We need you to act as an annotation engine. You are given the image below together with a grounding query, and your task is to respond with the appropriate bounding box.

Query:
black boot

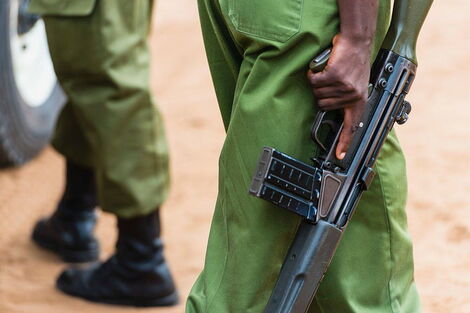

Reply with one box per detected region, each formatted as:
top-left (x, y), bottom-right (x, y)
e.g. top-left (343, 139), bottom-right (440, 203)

top-left (32, 160), bottom-right (99, 263)
top-left (56, 210), bottom-right (178, 307)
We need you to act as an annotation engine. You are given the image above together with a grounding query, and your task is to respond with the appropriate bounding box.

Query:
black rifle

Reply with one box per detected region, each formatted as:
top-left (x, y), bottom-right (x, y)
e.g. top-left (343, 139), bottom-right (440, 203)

top-left (248, 1), bottom-right (433, 312)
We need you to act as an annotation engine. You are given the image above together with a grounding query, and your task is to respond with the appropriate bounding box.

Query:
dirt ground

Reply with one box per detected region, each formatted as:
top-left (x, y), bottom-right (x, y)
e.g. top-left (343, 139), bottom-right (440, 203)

top-left (0, 1), bottom-right (469, 312)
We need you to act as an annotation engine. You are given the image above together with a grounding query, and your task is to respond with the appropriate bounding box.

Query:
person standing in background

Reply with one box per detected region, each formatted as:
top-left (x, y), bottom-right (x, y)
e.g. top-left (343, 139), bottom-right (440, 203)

top-left (28, 0), bottom-right (178, 307)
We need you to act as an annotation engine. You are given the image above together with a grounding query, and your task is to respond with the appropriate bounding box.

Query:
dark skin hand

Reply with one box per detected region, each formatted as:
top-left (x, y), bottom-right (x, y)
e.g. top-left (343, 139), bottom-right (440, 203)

top-left (308, 0), bottom-right (379, 160)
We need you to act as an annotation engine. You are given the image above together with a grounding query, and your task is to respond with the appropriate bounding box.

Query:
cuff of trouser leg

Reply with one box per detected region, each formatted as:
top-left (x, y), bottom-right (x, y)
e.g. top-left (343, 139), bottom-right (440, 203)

top-left (51, 138), bottom-right (95, 169)
top-left (99, 186), bottom-right (169, 219)
top-left (28, 0), bottom-right (97, 16)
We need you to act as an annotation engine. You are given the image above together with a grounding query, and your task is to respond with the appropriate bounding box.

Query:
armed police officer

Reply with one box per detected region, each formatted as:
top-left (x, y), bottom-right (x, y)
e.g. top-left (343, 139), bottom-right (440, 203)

top-left (28, 0), bottom-right (178, 307)
top-left (186, 0), bottom-right (421, 312)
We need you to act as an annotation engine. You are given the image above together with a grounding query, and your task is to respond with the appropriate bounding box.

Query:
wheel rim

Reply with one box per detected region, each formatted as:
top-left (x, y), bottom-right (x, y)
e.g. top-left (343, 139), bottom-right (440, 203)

top-left (9, 0), bottom-right (57, 108)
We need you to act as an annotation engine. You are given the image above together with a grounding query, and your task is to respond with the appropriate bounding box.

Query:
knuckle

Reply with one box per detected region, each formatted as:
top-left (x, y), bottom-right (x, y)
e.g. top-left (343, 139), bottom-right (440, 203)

top-left (318, 100), bottom-right (332, 110)
top-left (328, 68), bottom-right (340, 81)
top-left (317, 99), bottom-right (327, 107)
top-left (354, 90), bottom-right (367, 102)
top-left (313, 89), bottom-right (322, 98)
top-left (359, 93), bottom-right (368, 103)
top-left (342, 131), bottom-right (353, 141)
top-left (352, 92), bottom-right (362, 101)
top-left (308, 74), bottom-right (318, 84)
top-left (344, 82), bottom-right (355, 93)
top-left (350, 88), bottom-right (364, 102)
top-left (339, 84), bottom-right (349, 93)
top-left (308, 72), bottom-right (315, 81)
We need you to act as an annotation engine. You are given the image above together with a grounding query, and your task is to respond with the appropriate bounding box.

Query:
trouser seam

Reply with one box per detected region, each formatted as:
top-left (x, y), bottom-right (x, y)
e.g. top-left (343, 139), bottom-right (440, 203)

top-left (205, 162), bottom-right (230, 313)
top-left (376, 159), bottom-right (399, 313)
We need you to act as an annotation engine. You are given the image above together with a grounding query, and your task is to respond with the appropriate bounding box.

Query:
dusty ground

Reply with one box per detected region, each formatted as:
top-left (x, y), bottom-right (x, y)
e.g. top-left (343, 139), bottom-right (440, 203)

top-left (0, 0), bottom-right (469, 312)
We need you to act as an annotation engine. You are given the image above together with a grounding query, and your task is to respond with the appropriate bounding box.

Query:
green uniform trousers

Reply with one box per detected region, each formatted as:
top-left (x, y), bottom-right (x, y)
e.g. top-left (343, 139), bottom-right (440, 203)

top-left (29, 0), bottom-right (169, 218)
top-left (187, 0), bottom-right (421, 312)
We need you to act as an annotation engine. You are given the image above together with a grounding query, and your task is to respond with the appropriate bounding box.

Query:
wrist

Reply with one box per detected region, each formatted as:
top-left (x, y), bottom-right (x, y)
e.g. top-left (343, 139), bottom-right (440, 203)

top-left (333, 33), bottom-right (374, 59)
top-left (339, 32), bottom-right (374, 48)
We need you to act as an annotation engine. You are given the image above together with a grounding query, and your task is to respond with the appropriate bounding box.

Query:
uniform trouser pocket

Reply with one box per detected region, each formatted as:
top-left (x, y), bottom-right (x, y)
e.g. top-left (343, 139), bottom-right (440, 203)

top-left (227, 0), bottom-right (304, 42)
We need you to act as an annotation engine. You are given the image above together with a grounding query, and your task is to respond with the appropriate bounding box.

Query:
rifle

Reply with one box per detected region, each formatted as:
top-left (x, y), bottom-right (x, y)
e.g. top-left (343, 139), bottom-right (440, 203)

top-left (248, 1), bottom-right (433, 312)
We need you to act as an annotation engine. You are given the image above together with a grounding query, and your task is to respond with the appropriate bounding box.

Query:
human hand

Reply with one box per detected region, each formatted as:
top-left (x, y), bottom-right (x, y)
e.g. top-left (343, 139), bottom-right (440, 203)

top-left (308, 35), bottom-right (372, 160)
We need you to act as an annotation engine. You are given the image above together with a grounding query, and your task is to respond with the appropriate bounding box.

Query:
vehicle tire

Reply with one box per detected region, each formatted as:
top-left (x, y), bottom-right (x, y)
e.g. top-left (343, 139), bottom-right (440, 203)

top-left (0, 0), bottom-right (64, 167)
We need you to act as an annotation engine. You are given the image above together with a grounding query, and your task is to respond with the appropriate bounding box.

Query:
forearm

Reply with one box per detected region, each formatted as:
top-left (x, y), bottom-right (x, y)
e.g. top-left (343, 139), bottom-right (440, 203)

top-left (337, 0), bottom-right (379, 48)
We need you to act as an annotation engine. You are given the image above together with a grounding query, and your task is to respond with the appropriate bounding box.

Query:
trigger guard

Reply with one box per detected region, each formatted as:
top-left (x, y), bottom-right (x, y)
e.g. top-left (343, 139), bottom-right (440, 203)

top-left (311, 111), bottom-right (327, 151)
top-left (311, 112), bottom-right (341, 152)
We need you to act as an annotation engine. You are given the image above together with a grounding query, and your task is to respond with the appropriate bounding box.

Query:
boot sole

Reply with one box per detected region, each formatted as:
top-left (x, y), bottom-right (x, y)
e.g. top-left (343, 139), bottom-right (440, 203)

top-left (32, 229), bottom-right (99, 263)
top-left (56, 281), bottom-right (179, 307)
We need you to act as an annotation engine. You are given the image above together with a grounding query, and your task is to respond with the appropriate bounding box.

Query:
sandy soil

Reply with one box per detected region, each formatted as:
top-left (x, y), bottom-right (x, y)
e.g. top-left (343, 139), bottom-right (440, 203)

top-left (0, 0), bottom-right (469, 312)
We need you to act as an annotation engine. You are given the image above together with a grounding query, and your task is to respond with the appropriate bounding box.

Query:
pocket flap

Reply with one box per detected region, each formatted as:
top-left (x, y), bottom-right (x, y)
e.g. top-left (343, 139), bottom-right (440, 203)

top-left (28, 0), bottom-right (96, 16)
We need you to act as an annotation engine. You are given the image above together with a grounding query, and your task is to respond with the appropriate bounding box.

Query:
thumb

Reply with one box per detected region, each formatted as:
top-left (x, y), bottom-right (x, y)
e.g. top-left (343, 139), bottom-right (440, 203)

top-left (336, 108), bottom-right (356, 160)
